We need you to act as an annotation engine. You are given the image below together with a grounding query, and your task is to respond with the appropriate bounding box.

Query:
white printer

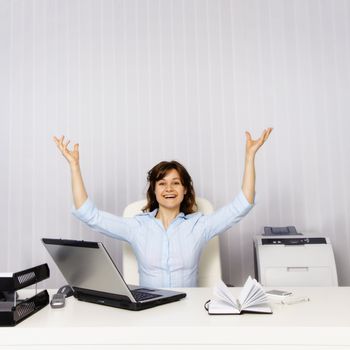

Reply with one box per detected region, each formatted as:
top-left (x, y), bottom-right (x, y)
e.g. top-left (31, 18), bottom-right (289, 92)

top-left (254, 227), bottom-right (338, 287)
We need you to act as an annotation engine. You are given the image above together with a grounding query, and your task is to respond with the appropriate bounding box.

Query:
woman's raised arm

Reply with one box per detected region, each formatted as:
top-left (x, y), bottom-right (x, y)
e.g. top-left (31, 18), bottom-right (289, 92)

top-left (241, 128), bottom-right (273, 204)
top-left (53, 135), bottom-right (88, 209)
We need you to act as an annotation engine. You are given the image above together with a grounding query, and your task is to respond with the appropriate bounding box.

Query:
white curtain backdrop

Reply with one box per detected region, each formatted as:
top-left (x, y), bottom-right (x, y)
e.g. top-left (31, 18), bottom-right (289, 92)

top-left (0, 0), bottom-right (349, 288)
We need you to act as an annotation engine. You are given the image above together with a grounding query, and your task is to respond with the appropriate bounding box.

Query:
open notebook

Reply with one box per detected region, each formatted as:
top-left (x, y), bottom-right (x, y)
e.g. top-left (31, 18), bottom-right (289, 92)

top-left (206, 276), bottom-right (272, 315)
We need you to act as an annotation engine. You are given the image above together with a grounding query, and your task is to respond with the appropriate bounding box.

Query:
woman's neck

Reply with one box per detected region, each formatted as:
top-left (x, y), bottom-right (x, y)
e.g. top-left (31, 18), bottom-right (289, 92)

top-left (156, 207), bottom-right (180, 230)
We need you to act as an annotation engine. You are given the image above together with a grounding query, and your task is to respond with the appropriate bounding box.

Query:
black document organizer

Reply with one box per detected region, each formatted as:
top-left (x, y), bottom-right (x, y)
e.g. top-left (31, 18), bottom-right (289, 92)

top-left (0, 263), bottom-right (50, 326)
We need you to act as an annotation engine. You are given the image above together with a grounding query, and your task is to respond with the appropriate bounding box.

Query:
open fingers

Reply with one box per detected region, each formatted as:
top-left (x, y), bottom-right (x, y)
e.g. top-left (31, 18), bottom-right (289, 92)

top-left (257, 129), bottom-right (267, 145)
top-left (251, 128), bottom-right (272, 148)
top-left (64, 140), bottom-right (71, 150)
top-left (53, 135), bottom-right (71, 155)
top-left (55, 135), bottom-right (65, 150)
top-left (53, 136), bottom-right (60, 145)
top-left (245, 131), bottom-right (252, 142)
top-left (53, 135), bottom-right (65, 147)
top-left (263, 128), bottom-right (273, 142)
top-left (259, 128), bottom-right (273, 143)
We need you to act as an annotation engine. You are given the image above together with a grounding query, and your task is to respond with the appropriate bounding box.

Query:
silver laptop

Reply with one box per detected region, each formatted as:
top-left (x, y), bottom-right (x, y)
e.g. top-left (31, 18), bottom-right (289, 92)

top-left (42, 238), bottom-right (186, 311)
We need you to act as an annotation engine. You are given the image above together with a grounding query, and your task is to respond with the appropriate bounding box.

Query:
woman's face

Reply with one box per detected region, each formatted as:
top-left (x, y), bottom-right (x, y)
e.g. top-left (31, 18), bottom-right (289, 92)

top-left (154, 169), bottom-right (187, 212)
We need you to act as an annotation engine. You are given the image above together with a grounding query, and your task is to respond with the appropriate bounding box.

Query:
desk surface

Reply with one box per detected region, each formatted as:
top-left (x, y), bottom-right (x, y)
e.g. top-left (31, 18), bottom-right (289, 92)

top-left (1, 287), bottom-right (350, 349)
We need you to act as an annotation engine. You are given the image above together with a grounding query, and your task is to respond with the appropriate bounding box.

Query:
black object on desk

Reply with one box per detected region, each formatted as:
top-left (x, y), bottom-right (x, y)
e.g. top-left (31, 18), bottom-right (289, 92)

top-left (0, 263), bottom-right (50, 327)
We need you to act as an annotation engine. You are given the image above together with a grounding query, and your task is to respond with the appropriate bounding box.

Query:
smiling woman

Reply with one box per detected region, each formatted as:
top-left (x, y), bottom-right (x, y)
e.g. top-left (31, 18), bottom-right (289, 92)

top-left (145, 162), bottom-right (195, 230)
top-left (144, 160), bottom-right (196, 216)
top-left (53, 128), bottom-right (272, 288)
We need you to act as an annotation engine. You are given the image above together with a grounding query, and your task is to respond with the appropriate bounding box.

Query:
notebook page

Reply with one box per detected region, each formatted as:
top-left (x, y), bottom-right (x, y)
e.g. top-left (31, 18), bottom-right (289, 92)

top-left (243, 292), bottom-right (269, 308)
top-left (241, 281), bottom-right (260, 305)
top-left (239, 277), bottom-right (268, 308)
top-left (243, 284), bottom-right (268, 307)
top-left (238, 276), bottom-right (254, 304)
top-left (243, 304), bottom-right (272, 313)
top-left (208, 299), bottom-right (240, 314)
top-left (214, 280), bottom-right (239, 309)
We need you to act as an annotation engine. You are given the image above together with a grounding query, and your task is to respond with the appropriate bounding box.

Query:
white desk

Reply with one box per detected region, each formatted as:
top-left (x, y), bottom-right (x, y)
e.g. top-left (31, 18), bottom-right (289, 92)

top-left (1, 287), bottom-right (350, 349)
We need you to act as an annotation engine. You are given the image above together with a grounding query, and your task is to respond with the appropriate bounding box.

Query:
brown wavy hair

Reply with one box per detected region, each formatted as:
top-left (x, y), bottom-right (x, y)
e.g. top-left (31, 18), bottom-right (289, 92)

top-left (143, 161), bottom-right (196, 214)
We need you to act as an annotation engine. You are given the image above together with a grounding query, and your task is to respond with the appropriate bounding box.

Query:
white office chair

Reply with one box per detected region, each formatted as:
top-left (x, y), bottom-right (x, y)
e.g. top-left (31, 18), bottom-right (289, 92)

top-left (122, 198), bottom-right (221, 287)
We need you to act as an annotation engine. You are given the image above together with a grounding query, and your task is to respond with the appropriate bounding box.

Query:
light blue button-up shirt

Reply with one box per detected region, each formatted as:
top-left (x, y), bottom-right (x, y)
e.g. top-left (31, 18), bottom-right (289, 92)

top-left (72, 190), bottom-right (253, 288)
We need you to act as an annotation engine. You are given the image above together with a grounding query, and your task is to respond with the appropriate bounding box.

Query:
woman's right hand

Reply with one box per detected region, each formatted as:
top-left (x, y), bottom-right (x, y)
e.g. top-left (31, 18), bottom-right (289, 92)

top-left (53, 135), bottom-right (80, 167)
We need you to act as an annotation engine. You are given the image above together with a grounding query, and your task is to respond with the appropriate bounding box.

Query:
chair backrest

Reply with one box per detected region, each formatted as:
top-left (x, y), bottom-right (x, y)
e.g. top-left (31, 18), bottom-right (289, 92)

top-left (122, 198), bottom-right (221, 287)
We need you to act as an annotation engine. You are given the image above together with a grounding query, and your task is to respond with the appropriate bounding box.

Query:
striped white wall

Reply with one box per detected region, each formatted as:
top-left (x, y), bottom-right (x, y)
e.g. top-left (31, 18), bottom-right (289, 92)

top-left (0, 0), bottom-right (349, 288)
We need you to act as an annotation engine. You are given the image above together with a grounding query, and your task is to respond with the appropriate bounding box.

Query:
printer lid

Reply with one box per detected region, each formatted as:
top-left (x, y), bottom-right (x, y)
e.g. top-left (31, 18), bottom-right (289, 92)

top-left (256, 236), bottom-right (328, 245)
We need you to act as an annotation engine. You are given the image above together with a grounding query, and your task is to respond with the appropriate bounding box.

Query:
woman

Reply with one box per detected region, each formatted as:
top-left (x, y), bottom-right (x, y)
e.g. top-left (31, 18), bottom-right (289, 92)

top-left (53, 128), bottom-right (272, 288)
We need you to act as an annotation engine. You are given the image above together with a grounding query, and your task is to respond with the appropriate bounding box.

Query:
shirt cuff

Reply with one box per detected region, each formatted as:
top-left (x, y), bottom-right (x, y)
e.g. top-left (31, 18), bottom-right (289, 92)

top-left (238, 190), bottom-right (255, 209)
top-left (72, 197), bottom-right (94, 221)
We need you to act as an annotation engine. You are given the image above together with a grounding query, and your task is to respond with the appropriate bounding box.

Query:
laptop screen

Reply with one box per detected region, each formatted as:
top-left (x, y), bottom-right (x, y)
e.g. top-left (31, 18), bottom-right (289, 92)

top-left (42, 238), bottom-right (135, 301)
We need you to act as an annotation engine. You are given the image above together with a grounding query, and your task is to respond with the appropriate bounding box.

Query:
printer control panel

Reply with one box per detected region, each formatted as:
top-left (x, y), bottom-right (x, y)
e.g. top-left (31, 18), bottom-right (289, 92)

top-left (261, 237), bottom-right (327, 245)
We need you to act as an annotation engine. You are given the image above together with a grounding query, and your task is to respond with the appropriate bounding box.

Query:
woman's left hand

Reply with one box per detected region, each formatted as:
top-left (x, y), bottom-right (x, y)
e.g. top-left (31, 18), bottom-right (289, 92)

top-left (245, 128), bottom-right (273, 158)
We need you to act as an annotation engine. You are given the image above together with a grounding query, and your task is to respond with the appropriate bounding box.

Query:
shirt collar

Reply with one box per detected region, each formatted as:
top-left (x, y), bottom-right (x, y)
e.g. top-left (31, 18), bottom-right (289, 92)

top-left (143, 209), bottom-right (187, 220)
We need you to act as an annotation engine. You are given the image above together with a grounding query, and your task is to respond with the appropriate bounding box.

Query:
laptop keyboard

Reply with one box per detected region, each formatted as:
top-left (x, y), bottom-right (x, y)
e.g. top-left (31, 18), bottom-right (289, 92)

top-left (131, 289), bottom-right (161, 302)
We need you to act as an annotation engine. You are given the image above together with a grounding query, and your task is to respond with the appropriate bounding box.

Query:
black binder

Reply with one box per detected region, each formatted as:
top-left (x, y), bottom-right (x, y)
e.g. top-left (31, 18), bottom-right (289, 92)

top-left (0, 264), bottom-right (50, 326)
